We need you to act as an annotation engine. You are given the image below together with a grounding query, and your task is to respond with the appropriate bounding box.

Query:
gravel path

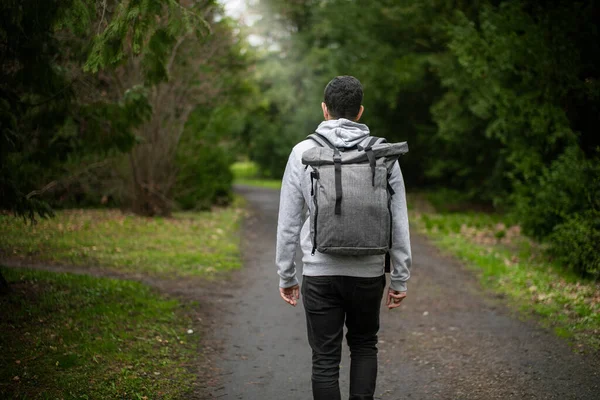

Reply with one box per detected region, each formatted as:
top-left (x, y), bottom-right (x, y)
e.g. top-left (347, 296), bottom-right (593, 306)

top-left (202, 185), bottom-right (599, 400)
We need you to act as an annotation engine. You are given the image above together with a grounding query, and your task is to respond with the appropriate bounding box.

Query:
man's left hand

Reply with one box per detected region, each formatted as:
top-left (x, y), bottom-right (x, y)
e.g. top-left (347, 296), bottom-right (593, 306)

top-left (279, 285), bottom-right (300, 307)
top-left (386, 289), bottom-right (407, 309)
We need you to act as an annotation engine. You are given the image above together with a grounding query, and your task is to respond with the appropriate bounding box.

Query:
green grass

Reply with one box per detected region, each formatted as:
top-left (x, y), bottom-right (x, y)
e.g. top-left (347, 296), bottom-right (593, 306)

top-left (0, 267), bottom-right (199, 399)
top-left (230, 161), bottom-right (260, 179)
top-left (410, 208), bottom-right (600, 351)
top-left (231, 161), bottom-right (282, 189)
top-left (234, 179), bottom-right (282, 189)
top-left (0, 198), bottom-right (245, 277)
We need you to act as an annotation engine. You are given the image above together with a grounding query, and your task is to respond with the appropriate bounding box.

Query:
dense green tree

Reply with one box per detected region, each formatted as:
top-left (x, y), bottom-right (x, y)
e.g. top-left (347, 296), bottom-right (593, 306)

top-left (0, 0), bottom-right (251, 218)
top-left (246, 0), bottom-right (485, 183)
top-left (0, 0), bottom-right (207, 219)
top-left (245, 0), bottom-right (599, 276)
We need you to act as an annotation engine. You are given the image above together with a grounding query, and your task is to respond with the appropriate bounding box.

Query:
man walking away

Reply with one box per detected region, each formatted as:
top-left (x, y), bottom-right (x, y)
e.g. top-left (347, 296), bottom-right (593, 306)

top-left (276, 75), bottom-right (412, 400)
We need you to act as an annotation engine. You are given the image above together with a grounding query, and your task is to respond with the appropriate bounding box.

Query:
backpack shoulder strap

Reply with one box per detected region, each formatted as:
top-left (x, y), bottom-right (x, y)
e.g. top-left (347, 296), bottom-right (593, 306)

top-left (373, 136), bottom-right (387, 145)
top-left (307, 133), bottom-right (336, 149)
top-left (358, 135), bottom-right (387, 149)
top-left (357, 135), bottom-right (387, 186)
top-left (306, 132), bottom-right (343, 215)
top-left (369, 135), bottom-right (391, 273)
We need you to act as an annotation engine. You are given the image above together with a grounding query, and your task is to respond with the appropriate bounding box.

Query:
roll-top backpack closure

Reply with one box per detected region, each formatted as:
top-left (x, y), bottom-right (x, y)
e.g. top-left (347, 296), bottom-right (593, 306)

top-left (302, 140), bottom-right (408, 168)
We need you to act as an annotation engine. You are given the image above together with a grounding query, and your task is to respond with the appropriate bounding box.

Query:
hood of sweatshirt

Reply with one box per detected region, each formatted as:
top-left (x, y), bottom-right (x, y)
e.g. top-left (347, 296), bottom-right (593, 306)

top-left (314, 118), bottom-right (370, 148)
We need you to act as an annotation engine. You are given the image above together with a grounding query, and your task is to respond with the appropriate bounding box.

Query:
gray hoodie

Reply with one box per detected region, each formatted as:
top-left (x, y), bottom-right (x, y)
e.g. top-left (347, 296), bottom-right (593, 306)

top-left (275, 118), bottom-right (412, 292)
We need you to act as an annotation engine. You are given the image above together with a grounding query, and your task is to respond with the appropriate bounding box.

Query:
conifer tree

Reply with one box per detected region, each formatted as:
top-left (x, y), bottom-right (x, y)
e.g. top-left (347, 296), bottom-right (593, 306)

top-left (0, 0), bottom-right (208, 220)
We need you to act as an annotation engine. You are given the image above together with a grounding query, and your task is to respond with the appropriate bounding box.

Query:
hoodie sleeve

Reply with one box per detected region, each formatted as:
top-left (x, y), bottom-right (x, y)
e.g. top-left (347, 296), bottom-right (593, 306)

top-left (388, 161), bottom-right (412, 292)
top-left (275, 148), bottom-right (305, 288)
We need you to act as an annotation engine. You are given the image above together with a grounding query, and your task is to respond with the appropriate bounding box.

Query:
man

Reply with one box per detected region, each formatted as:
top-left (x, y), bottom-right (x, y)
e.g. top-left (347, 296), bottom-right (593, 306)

top-left (275, 75), bottom-right (412, 400)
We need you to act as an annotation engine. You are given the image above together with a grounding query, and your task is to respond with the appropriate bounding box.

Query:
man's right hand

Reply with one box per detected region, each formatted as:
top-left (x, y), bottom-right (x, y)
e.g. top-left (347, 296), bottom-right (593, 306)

top-left (386, 289), bottom-right (406, 310)
top-left (280, 285), bottom-right (300, 307)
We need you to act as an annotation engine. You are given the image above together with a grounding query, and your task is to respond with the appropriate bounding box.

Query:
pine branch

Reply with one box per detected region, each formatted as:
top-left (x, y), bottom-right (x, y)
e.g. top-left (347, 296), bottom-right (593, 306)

top-left (25, 160), bottom-right (112, 200)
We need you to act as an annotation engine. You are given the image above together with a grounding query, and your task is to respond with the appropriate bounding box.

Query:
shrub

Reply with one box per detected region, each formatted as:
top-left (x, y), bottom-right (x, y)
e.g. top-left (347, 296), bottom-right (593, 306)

top-left (512, 146), bottom-right (600, 277)
top-left (547, 210), bottom-right (600, 278)
top-left (174, 144), bottom-right (233, 210)
top-left (249, 123), bottom-right (296, 179)
top-left (512, 146), bottom-right (599, 240)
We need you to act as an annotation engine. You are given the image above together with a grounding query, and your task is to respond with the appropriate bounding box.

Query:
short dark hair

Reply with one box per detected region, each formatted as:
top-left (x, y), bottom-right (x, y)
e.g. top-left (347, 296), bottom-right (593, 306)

top-left (323, 76), bottom-right (363, 120)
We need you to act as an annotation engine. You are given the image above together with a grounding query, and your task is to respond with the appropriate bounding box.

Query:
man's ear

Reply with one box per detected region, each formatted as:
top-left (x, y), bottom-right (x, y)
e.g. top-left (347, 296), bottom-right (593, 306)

top-left (355, 105), bottom-right (364, 121)
top-left (321, 102), bottom-right (329, 120)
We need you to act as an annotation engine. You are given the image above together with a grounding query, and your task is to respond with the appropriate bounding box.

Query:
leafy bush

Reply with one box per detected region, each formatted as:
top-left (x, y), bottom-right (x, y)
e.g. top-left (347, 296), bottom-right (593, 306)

top-left (511, 146), bottom-right (600, 277)
top-left (173, 102), bottom-right (248, 210)
top-left (174, 144), bottom-right (233, 210)
top-left (547, 210), bottom-right (600, 278)
top-left (511, 147), bottom-right (597, 239)
top-left (249, 121), bottom-right (298, 179)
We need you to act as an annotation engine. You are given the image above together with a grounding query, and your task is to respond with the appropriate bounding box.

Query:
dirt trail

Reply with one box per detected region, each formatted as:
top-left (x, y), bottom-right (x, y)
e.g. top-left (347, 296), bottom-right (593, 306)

top-left (202, 185), bottom-right (600, 400)
top-left (3, 185), bottom-right (598, 399)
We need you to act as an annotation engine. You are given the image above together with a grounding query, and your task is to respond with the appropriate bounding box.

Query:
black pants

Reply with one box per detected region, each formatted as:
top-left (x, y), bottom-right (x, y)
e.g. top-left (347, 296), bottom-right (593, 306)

top-left (302, 275), bottom-right (386, 400)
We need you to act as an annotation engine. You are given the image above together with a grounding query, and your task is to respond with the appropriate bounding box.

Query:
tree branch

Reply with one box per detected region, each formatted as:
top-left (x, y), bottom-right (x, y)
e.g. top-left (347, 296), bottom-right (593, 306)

top-left (25, 160), bottom-right (112, 200)
top-left (97, 0), bottom-right (108, 34)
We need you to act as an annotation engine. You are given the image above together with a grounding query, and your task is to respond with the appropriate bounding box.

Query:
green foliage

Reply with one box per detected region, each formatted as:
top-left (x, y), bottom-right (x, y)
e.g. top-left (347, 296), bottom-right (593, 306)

top-left (432, 1), bottom-right (590, 204)
top-left (548, 211), bottom-right (600, 278)
top-left (246, 0), bottom-right (600, 277)
top-left (247, 0), bottom-right (467, 183)
top-left (173, 83), bottom-right (256, 209)
top-left (72, 86), bottom-right (152, 154)
top-left (141, 28), bottom-right (178, 84)
top-left (512, 146), bottom-right (600, 239)
top-left (230, 161), bottom-right (260, 180)
top-left (3, 0), bottom-right (598, 276)
top-left (513, 146), bottom-right (600, 277)
top-left (249, 116), bottom-right (302, 179)
top-left (84, 0), bottom-right (208, 85)
top-left (0, 0), bottom-right (204, 219)
top-left (174, 143), bottom-right (233, 210)
top-left (433, 0), bottom-right (600, 276)
top-left (426, 188), bottom-right (494, 214)
top-left (231, 161), bottom-right (282, 189)
top-left (0, 0), bottom-right (255, 220)
top-left (1, 0), bottom-right (83, 219)
top-left (0, 267), bottom-right (199, 398)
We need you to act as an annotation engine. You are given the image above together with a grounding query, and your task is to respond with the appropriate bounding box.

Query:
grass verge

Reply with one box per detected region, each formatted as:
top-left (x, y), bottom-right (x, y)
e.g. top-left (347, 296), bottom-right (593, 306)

top-left (234, 179), bottom-right (281, 189)
top-left (0, 267), bottom-right (199, 399)
top-left (0, 197), bottom-right (245, 277)
top-left (231, 161), bottom-right (281, 190)
top-left (409, 202), bottom-right (600, 351)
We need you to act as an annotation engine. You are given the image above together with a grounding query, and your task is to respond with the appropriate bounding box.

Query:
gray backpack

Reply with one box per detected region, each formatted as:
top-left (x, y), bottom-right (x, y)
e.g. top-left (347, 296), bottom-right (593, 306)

top-left (302, 133), bottom-right (409, 258)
